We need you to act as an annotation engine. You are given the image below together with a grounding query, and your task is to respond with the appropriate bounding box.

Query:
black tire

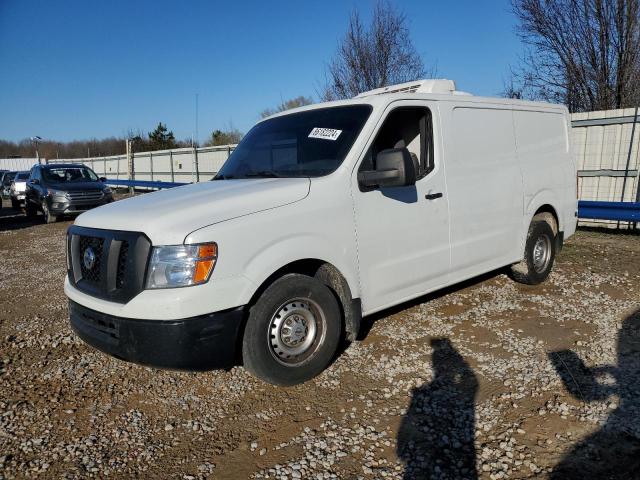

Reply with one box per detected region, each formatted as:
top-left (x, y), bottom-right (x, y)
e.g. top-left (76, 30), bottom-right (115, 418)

top-left (25, 200), bottom-right (37, 218)
top-left (510, 220), bottom-right (556, 285)
top-left (242, 273), bottom-right (342, 386)
top-left (42, 200), bottom-right (57, 224)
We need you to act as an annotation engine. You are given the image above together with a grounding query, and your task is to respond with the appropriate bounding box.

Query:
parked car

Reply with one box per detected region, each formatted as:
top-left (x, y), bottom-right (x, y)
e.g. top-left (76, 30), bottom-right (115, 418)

top-left (9, 172), bottom-right (30, 209)
top-left (65, 79), bottom-right (578, 385)
top-left (1, 171), bottom-right (18, 199)
top-left (25, 163), bottom-right (113, 223)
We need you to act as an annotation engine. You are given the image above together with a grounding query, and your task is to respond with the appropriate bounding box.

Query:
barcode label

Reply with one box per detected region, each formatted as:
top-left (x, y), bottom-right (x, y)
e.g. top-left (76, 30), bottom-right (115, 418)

top-left (308, 127), bottom-right (342, 141)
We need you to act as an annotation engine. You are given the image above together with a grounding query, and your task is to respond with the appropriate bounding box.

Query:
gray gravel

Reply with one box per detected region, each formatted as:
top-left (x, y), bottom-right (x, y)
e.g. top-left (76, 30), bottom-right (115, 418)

top-left (1, 205), bottom-right (639, 479)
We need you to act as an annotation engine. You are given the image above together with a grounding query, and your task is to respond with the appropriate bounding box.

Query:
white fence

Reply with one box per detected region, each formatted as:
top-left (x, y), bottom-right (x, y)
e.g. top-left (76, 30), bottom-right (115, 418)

top-left (0, 158), bottom-right (39, 171)
top-left (572, 107), bottom-right (639, 204)
top-left (48, 144), bottom-right (236, 183)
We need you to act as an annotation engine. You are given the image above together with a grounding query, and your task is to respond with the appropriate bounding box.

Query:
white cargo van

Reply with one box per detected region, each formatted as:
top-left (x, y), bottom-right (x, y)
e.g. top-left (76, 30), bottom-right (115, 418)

top-left (65, 80), bottom-right (577, 385)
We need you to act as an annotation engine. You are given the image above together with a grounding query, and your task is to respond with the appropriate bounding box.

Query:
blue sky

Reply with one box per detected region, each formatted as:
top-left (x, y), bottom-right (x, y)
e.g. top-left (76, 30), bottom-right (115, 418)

top-left (0, 0), bottom-right (520, 143)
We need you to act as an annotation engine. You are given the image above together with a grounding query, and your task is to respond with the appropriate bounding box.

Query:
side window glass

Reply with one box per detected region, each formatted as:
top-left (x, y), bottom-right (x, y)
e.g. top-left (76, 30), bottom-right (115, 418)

top-left (360, 107), bottom-right (434, 180)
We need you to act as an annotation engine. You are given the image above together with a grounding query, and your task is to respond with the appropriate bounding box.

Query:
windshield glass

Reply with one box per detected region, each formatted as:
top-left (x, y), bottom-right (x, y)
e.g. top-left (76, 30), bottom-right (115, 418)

top-left (15, 173), bottom-right (29, 181)
top-left (43, 167), bottom-right (98, 183)
top-left (3, 172), bottom-right (17, 184)
top-left (216, 105), bottom-right (372, 179)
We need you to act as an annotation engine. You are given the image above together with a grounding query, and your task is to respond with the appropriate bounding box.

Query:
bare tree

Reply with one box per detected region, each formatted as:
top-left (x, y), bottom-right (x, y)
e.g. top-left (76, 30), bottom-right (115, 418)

top-left (501, 72), bottom-right (524, 99)
top-left (511, 0), bottom-right (640, 111)
top-left (261, 96), bottom-right (314, 118)
top-left (321, 1), bottom-right (431, 100)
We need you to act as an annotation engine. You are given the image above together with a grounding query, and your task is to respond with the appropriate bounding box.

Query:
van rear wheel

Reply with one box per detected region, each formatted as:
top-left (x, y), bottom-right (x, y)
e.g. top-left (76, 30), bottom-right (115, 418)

top-left (510, 220), bottom-right (556, 285)
top-left (242, 273), bottom-right (341, 386)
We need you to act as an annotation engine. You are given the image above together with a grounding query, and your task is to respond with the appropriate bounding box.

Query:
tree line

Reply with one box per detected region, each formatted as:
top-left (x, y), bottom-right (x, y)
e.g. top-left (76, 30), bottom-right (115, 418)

top-left (2, 0), bottom-right (639, 159)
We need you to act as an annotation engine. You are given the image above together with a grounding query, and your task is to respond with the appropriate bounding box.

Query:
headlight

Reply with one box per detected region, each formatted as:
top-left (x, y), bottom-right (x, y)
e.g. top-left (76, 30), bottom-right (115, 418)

top-left (146, 243), bottom-right (217, 289)
top-left (47, 188), bottom-right (67, 198)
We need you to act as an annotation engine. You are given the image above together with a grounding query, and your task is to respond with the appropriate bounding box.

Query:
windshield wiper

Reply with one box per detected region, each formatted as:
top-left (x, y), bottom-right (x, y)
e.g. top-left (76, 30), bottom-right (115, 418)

top-left (214, 174), bottom-right (235, 180)
top-left (243, 170), bottom-right (283, 178)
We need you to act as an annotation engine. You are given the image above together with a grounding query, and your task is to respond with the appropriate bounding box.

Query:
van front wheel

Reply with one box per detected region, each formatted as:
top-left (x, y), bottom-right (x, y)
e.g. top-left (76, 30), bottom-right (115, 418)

top-left (510, 220), bottom-right (556, 285)
top-left (242, 274), bottom-right (341, 386)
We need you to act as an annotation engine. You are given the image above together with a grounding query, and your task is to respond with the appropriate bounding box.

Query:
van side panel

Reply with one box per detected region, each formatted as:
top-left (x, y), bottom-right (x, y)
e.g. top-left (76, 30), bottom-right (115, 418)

top-left (446, 106), bottom-right (524, 275)
top-left (512, 109), bottom-right (576, 241)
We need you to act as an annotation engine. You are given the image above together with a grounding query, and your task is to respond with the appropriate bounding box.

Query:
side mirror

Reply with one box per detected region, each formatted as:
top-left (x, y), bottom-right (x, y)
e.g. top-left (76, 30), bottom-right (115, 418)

top-left (358, 147), bottom-right (417, 188)
top-left (99, 177), bottom-right (107, 182)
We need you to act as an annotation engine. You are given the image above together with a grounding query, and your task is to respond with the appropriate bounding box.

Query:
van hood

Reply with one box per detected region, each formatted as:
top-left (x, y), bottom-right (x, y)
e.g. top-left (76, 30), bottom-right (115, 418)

top-left (74, 178), bottom-right (311, 244)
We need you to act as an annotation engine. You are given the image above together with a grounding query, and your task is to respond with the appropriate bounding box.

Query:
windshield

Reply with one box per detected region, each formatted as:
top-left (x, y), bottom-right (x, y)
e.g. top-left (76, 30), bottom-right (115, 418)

top-left (3, 172), bottom-right (17, 184)
top-left (215, 105), bottom-right (372, 179)
top-left (15, 173), bottom-right (29, 181)
top-left (43, 167), bottom-right (98, 183)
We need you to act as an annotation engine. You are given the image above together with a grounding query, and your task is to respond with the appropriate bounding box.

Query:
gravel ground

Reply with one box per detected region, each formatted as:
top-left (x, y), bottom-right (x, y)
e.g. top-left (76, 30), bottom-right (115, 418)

top-left (1, 199), bottom-right (639, 479)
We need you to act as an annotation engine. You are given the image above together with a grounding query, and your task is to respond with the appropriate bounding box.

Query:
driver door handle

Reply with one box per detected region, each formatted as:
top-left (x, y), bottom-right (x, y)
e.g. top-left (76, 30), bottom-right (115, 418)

top-left (425, 192), bottom-right (443, 200)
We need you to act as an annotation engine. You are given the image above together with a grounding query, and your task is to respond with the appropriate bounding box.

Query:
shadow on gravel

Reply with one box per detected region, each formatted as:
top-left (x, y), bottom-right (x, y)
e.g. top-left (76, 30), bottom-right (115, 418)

top-left (357, 269), bottom-right (504, 341)
top-left (397, 338), bottom-right (478, 480)
top-left (577, 225), bottom-right (640, 236)
top-left (0, 203), bottom-right (43, 231)
top-left (549, 308), bottom-right (640, 479)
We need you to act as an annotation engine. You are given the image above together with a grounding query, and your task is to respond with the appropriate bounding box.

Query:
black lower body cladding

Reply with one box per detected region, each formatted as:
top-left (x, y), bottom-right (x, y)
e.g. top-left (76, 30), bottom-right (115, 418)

top-left (69, 300), bottom-right (244, 370)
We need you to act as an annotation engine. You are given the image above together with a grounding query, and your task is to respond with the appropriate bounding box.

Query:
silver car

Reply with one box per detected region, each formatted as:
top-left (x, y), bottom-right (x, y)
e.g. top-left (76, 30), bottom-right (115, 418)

top-left (10, 172), bottom-right (29, 209)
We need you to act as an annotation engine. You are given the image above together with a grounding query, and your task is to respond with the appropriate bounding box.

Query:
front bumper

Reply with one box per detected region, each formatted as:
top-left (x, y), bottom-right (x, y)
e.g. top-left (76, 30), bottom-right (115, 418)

top-left (50, 197), bottom-right (112, 215)
top-left (69, 300), bottom-right (245, 370)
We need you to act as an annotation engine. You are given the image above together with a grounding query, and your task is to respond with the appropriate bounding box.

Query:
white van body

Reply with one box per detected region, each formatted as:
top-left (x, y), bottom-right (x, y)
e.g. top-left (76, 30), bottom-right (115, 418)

top-left (65, 80), bottom-right (577, 383)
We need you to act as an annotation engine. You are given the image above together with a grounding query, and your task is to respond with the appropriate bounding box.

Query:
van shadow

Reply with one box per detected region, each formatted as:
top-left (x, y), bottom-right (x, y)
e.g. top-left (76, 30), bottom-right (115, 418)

top-left (397, 338), bottom-right (478, 480)
top-left (549, 308), bottom-right (640, 479)
top-left (357, 268), bottom-right (503, 341)
top-left (0, 204), bottom-right (42, 231)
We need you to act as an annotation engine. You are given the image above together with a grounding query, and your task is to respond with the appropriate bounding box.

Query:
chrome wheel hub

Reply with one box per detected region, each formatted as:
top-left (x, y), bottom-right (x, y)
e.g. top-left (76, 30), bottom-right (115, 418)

top-left (268, 298), bottom-right (324, 365)
top-left (532, 235), bottom-right (551, 273)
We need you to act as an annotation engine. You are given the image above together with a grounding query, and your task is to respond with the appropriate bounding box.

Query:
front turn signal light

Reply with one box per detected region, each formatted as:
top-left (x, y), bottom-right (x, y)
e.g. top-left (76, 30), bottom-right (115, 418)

top-left (193, 244), bottom-right (217, 284)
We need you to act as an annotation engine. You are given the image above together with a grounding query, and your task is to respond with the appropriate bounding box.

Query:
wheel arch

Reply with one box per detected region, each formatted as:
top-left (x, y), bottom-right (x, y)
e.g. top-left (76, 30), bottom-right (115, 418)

top-left (519, 191), bottom-right (563, 254)
top-left (532, 204), bottom-right (559, 235)
top-left (525, 190), bottom-right (563, 232)
top-left (247, 259), bottom-right (361, 342)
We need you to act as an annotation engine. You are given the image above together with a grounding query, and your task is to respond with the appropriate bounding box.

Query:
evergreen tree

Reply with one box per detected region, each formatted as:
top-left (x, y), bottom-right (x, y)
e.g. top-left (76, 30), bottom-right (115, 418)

top-left (148, 122), bottom-right (177, 150)
top-left (207, 128), bottom-right (243, 146)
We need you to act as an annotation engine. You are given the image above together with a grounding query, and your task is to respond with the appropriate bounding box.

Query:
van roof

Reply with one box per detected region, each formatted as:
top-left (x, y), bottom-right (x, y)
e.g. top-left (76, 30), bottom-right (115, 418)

top-left (263, 79), bottom-right (568, 121)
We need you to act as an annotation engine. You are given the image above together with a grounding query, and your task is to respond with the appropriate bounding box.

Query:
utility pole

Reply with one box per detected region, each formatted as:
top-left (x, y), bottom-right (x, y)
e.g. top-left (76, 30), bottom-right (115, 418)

top-left (31, 136), bottom-right (42, 164)
top-left (126, 138), bottom-right (135, 195)
top-left (195, 93), bottom-right (199, 148)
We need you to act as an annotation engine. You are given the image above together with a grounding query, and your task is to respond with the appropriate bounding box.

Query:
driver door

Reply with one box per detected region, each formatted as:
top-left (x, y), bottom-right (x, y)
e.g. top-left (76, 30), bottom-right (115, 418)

top-left (351, 102), bottom-right (450, 314)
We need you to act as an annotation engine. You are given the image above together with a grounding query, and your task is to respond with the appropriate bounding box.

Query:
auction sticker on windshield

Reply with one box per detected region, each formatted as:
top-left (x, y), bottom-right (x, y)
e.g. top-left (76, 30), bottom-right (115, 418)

top-left (309, 127), bottom-right (342, 141)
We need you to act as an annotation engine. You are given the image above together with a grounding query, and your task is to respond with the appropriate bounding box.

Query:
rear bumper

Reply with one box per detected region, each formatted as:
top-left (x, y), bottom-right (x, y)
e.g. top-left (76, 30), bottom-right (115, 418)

top-left (69, 300), bottom-right (244, 370)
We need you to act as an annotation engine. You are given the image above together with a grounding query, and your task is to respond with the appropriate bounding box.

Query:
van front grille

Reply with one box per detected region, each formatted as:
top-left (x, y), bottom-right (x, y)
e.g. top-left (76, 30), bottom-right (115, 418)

top-left (67, 226), bottom-right (151, 304)
top-left (78, 236), bottom-right (103, 284)
top-left (116, 241), bottom-right (129, 289)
